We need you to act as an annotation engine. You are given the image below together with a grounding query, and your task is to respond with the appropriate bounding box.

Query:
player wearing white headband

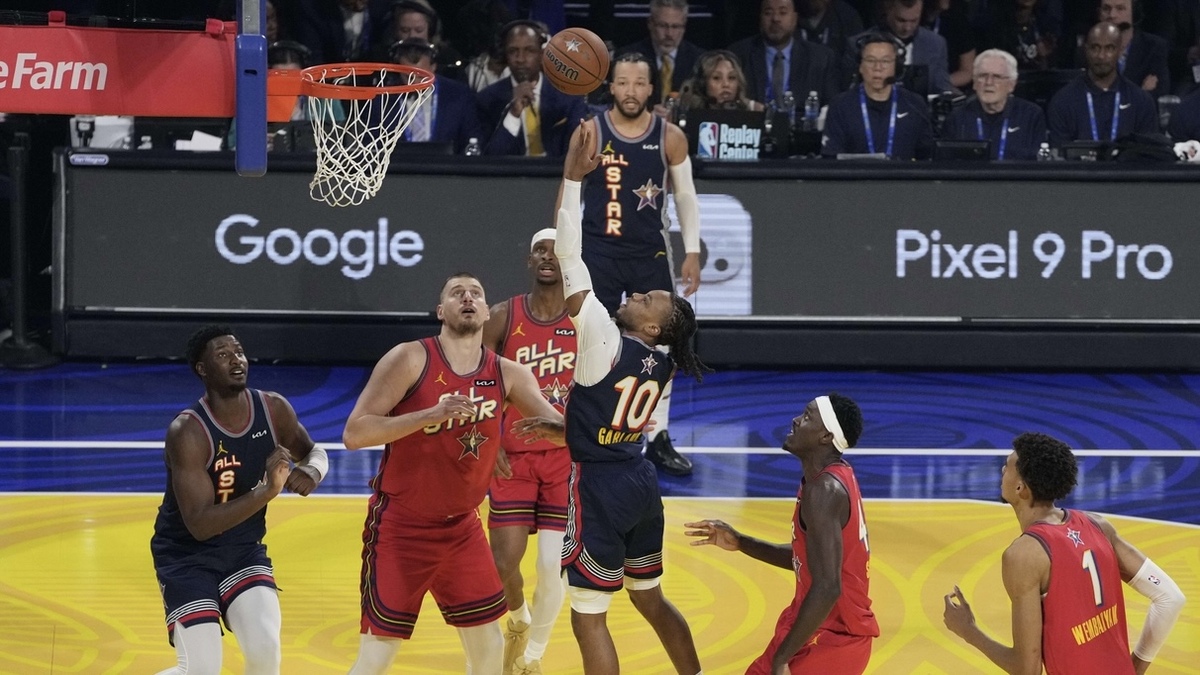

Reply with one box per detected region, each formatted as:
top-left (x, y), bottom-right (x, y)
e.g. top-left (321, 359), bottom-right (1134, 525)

top-left (685, 393), bottom-right (878, 674)
top-left (482, 227), bottom-right (575, 675)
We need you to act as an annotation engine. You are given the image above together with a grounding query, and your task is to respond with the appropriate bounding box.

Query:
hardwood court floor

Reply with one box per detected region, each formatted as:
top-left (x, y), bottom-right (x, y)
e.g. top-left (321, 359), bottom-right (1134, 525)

top-left (1, 494), bottom-right (1196, 674)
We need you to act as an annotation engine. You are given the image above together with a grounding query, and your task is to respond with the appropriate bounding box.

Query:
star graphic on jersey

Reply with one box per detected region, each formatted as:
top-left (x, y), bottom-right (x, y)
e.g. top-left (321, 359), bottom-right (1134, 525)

top-left (1067, 528), bottom-right (1085, 548)
top-left (565, 38), bottom-right (582, 52)
top-left (541, 378), bottom-right (571, 406)
top-left (641, 354), bottom-right (659, 374)
top-left (512, 322), bottom-right (526, 337)
top-left (216, 440), bottom-right (228, 455)
top-left (457, 425), bottom-right (488, 460)
top-left (633, 179), bottom-right (663, 211)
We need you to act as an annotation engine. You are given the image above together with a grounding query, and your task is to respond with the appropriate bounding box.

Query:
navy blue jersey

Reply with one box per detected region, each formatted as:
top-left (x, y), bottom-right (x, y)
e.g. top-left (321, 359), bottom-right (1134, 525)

top-left (151, 389), bottom-right (278, 557)
top-left (1168, 88), bottom-right (1200, 141)
top-left (565, 336), bottom-right (675, 463)
top-left (942, 97), bottom-right (1048, 160)
top-left (582, 111), bottom-right (671, 258)
top-left (1046, 74), bottom-right (1158, 147)
top-left (822, 85), bottom-right (934, 160)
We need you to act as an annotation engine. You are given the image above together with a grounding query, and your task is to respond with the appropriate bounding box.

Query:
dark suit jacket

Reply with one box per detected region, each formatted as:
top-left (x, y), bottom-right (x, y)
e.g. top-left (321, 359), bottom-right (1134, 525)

top-left (476, 77), bottom-right (589, 156)
top-left (728, 34), bottom-right (841, 107)
top-left (292, 0), bottom-right (391, 65)
top-left (614, 38), bottom-right (706, 103)
top-left (430, 77), bottom-right (482, 154)
top-left (1075, 31), bottom-right (1171, 98)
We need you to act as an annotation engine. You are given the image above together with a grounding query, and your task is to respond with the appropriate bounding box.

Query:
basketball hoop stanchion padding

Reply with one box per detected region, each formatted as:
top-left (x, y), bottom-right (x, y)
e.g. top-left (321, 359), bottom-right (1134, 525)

top-left (270, 63), bottom-right (434, 207)
top-left (235, 0), bottom-right (268, 177)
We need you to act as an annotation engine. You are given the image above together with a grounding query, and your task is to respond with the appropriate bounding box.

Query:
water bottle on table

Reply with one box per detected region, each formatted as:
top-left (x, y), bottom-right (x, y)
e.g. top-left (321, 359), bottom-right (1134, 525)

top-left (803, 90), bottom-right (820, 131)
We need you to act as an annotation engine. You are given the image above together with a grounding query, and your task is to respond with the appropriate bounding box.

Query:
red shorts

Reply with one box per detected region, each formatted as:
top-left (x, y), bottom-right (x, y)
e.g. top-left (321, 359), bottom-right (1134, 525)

top-left (746, 629), bottom-right (873, 674)
top-left (487, 448), bottom-right (570, 532)
top-left (359, 492), bottom-right (505, 639)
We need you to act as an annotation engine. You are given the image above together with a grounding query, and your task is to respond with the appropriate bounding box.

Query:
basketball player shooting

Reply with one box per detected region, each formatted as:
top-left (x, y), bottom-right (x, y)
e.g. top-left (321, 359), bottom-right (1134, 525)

top-left (540, 113), bottom-right (705, 675)
top-left (558, 51), bottom-right (702, 477)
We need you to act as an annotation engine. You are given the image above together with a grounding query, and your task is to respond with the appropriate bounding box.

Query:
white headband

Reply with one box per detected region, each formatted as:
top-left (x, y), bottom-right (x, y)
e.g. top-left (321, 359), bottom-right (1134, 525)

top-left (531, 228), bottom-right (557, 251)
top-left (815, 396), bottom-right (849, 451)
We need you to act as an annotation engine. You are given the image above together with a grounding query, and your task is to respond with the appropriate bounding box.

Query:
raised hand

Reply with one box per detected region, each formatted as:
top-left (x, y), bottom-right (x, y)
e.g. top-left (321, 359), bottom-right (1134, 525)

top-left (510, 80), bottom-right (536, 115)
top-left (564, 118), bottom-right (601, 181)
top-left (942, 585), bottom-right (977, 639)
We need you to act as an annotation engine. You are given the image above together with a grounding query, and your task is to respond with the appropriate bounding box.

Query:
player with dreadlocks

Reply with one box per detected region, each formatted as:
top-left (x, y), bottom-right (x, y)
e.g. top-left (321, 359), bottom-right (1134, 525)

top-left (514, 119), bottom-right (707, 673)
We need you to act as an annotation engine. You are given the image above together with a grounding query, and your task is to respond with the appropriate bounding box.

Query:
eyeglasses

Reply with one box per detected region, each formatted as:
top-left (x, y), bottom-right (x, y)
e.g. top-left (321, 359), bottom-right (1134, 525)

top-left (975, 73), bottom-right (1012, 82)
top-left (862, 58), bottom-right (895, 68)
top-left (652, 21), bottom-right (686, 31)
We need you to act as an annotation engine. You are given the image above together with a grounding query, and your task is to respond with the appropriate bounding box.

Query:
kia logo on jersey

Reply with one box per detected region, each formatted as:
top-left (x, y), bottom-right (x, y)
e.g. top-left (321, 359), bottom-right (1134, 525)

top-left (697, 122), bottom-right (719, 159)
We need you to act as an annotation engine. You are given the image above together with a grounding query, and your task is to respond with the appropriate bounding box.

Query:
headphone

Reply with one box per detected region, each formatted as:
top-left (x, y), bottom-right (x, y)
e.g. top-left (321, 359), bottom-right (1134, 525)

top-left (854, 31), bottom-right (907, 81)
top-left (390, 0), bottom-right (440, 38)
top-left (389, 37), bottom-right (439, 64)
top-left (267, 40), bottom-right (312, 68)
top-left (496, 19), bottom-right (550, 52)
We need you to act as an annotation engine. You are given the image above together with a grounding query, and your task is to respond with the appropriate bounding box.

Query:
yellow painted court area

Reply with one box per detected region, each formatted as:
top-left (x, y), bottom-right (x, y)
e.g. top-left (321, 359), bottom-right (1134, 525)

top-left (0, 495), bottom-right (1196, 674)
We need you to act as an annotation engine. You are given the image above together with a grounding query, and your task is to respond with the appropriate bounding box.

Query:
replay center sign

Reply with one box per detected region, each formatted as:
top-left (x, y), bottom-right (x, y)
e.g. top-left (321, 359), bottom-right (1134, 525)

top-left (60, 165), bottom-right (1197, 322)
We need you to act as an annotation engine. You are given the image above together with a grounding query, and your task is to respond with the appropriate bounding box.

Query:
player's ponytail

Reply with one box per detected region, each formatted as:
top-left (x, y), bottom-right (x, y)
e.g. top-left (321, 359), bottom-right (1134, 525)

top-left (661, 295), bottom-right (711, 382)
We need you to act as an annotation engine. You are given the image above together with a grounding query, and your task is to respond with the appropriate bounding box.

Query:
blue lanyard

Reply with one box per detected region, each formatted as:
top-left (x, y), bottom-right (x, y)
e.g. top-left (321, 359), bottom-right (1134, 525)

top-left (976, 115), bottom-right (1009, 160)
top-left (1086, 90), bottom-right (1121, 141)
top-left (859, 85), bottom-right (897, 157)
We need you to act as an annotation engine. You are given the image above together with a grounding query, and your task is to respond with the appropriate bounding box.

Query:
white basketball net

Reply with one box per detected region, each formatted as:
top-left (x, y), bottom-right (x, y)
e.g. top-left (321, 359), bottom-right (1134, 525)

top-left (305, 66), bottom-right (434, 207)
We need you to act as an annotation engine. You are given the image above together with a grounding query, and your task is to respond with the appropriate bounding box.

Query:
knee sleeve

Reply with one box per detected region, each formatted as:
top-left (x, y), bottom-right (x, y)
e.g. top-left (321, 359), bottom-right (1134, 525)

top-left (225, 586), bottom-right (282, 675)
top-left (569, 586), bottom-right (615, 614)
top-left (154, 621), bottom-right (223, 675)
top-left (347, 632), bottom-right (402, 675)
top-left (623, 576), bottom-right (661, 591)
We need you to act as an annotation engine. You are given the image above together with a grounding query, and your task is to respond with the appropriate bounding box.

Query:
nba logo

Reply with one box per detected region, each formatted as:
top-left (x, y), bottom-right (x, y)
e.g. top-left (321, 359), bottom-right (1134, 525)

top-left (697, 122), bottom-right (719, 159)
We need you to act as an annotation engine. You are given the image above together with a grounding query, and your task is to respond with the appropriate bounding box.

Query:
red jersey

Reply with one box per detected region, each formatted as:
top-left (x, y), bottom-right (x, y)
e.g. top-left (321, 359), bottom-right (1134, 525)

top-left (370, 337), bottom-right (506, 519)
top-left (498, 294), bottom-right (576, 454)
top-left (1025, 510), bottom-right (1133, 675)
top-left (786, 461), bottom-right (878, 637)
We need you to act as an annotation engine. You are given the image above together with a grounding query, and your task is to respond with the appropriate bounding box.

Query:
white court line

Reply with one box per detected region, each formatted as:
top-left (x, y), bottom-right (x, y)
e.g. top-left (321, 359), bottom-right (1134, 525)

top-left (1, 440), bottom-right (1198, 458)
top-left (2, 492), bottom-right (1195, 529)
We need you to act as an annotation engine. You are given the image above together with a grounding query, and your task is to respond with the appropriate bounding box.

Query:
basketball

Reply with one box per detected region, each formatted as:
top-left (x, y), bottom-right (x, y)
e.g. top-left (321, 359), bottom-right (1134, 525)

top-left (542, 27), bottom-right (610, 96)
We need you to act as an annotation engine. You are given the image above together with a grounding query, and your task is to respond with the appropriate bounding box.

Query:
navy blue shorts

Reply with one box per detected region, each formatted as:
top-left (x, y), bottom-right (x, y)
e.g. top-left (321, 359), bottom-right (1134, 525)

top-left (152, 541), bottom-right (276, 644)
top-left (561, 458), bottom-right (664, 591)
top-left (581, 249), bottom-right (674, 314)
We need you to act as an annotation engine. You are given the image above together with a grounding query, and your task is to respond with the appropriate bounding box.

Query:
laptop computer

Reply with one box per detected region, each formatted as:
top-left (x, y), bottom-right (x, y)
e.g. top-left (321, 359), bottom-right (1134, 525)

top-left (684, 108), bottom-right (766, 161)
top-left (934, 139), bottom-right (990, 161)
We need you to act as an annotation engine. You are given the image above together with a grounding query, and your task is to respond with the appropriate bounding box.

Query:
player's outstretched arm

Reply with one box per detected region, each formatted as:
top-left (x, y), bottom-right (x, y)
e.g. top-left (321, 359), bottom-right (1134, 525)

top-left (665, 123), bottom-right (701, 297)
top-left (556, 119), bottom-right (601, 318)
top-left (684, 519), bottom-right (792, 568)
top-left (264, 391), bottom-right (325, 496)
top-left (166, 414), bottom-right (290, 541)
top-left (343, 342), bottom-right (477, 449)
top-left (502, 358), bottom-right (565, 446)
top-left (1091, 513), bottom-right (1186, 673)
top-left (944, 535), bottom-right (1046, 675)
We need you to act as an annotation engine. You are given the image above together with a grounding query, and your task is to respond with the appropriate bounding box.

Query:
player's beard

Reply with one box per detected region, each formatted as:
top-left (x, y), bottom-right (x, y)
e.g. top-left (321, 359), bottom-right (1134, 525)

top-left (445, 315), bottom-right (483, 337)
top-left (615, 98), bottom-right (647, 119)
